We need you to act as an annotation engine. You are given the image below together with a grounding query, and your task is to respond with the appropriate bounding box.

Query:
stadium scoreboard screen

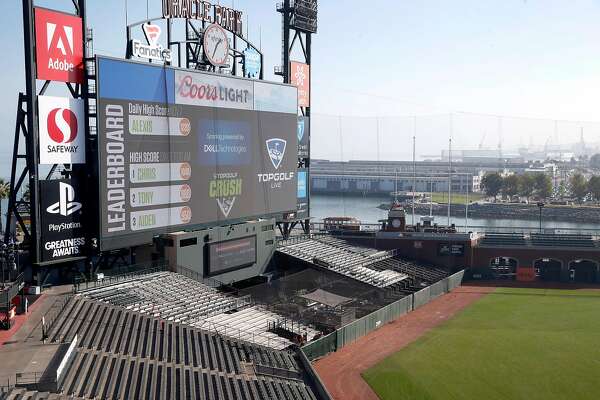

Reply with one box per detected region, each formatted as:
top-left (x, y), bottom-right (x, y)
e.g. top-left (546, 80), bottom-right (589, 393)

top-left (96, 57), bottom-right (298, 250)
top-left (208, 236), bottom-right (257, 276)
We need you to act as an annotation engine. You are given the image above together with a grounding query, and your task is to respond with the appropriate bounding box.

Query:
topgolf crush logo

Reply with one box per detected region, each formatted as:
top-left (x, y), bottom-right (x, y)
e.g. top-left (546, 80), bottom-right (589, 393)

top-left (34, 8), bottom-right (84, 83)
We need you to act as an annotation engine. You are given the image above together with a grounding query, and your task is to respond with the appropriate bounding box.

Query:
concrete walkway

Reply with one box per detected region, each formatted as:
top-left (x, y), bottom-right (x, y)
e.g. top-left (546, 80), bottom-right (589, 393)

top-left (0, 285), bottom-right (72, 388)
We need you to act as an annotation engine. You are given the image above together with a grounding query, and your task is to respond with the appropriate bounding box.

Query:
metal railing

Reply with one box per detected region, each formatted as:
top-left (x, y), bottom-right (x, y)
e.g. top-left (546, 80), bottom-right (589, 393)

top-left (73, 263), bottom-right (169, 292)
top-left (174, 265), bottom-right (228, 290)
top-left (41, 294), bottom-right (73, 341)
top-left (1, 273), bottom-right (24, 309)
top-left (196, 318), bottom-right (287, 350)
top-left (302, 219), bottom-right (600, 237)
top-left (301, 270), bottom-right (465, 361)
top-left (277, 232), bottom-right (330, 247)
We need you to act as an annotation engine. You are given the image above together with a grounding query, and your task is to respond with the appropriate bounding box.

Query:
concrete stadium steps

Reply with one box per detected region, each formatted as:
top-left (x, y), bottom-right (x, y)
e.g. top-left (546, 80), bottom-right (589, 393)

top-left (530, 233), bottom-right (597, 248)
top-left (480, 232), bottom-right (597, 248)
top-left (59, 348), bottom-right (317, 400)
top-left (48, 297), bottom-right (301, 374)
top-left (479, 233), bottom-right (528, 247)
top-left (371, 257), bottom-right (449, 284)
top-left (0, 388), bottom-right (81, 400)
top-left (77, 272), bottom-right (316, 350)
top-left (201, 306), bottom-right (320, 351)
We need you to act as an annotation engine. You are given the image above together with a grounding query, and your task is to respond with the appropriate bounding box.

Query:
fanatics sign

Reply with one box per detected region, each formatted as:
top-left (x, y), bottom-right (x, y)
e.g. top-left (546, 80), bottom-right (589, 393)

top-left (34, 8), bottom-right (84, 84)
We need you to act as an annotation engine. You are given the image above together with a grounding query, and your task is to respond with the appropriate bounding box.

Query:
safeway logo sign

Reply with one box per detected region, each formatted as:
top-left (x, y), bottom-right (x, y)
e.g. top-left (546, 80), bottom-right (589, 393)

top-left (38, 96), bottom-right (86, 165)
top-left (47, 182), bottom-right (82, 217)
top-left (35, 8), bottom-right (84, 84)
top-left (48, 108), bottom-right (78, 144)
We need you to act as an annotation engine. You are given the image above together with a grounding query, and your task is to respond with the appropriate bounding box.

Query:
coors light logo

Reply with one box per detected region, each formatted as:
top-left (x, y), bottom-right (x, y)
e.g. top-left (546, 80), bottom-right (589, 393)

top-left (175, 70), bottom-right (254, 110)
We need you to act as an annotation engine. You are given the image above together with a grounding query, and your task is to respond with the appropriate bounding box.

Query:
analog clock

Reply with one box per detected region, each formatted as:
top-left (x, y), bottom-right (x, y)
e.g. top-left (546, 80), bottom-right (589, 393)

top-left (203, 24), bottom-right (229, 67)
top-left (391, 219), bottom-right (402, 228)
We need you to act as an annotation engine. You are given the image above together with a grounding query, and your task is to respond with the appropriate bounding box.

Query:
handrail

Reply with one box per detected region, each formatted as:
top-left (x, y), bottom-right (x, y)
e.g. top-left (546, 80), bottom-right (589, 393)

top-left (41, 294), bottom-right (73, 339)
top-left (73, 263), bottom-right (169, 293)
top-left (1, 273), bottom-right (25, 309)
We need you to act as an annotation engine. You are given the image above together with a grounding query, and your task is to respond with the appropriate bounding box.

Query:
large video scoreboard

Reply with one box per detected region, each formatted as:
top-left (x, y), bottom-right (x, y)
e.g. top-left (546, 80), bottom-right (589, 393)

top-left (96, 57), bottom-right (298, 250)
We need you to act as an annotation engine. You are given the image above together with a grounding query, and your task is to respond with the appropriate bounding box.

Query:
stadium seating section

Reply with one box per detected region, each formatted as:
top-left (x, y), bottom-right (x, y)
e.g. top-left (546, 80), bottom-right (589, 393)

top-left (277, 236), bottom-right (449, 293)
top-left (479, 233), bottom-right (598, 248)
top-left (0, 272), bottom-right (327, 400)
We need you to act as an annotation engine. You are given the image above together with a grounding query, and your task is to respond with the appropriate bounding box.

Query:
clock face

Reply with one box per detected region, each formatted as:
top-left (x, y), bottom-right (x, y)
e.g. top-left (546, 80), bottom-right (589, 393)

top-left (392, 219), bottom-right (402, 228)
top-left (203, 24), bottom-right (229, 67)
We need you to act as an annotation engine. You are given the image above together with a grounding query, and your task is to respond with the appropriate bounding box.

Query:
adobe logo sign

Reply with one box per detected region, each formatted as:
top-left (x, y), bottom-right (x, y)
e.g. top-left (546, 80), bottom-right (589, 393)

top-left (35, 8), bottom-right (84, 84)
top-left (38, 96), bottom-right (86, 165)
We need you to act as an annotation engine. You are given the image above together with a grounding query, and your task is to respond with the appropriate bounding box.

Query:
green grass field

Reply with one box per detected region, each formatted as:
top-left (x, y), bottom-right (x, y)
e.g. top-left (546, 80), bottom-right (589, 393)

top-left (363, 288), bottom-right (600, 400)
top-left (431, 192), bottom-right (485, 205)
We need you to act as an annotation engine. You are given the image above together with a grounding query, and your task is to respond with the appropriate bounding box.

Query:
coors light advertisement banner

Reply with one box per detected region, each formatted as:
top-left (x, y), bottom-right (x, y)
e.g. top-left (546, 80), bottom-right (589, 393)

top-left (40, 179), bottom-right (86, 263)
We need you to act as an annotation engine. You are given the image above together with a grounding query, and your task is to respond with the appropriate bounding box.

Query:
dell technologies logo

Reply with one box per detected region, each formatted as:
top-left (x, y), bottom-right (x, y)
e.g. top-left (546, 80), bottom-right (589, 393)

top-left (47, 182), bottom-right (82, 217)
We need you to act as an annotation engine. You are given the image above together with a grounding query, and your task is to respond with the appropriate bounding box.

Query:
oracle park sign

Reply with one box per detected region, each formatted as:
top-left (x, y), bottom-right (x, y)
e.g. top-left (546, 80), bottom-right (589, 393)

top-left (162, 0), bottom-right (244, 37)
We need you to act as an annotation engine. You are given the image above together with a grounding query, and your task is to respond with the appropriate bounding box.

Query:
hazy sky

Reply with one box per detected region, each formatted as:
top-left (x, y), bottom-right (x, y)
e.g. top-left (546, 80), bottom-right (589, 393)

top-left (2, 0), bottom-right (600, 172)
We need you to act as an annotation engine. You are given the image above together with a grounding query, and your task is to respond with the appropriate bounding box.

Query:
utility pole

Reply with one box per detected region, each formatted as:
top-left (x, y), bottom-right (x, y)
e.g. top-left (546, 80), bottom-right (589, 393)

top-left (465, 175), bottom-right (469, 230)
top-left (412, 118), bottom-right (416, 226)
top-left (448, 136), bottom-right (452, 226)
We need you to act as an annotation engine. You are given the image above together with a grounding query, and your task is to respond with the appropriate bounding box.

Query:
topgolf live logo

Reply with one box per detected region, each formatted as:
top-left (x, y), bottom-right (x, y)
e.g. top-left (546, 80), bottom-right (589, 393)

top-left (34, 8), bottom-right (84, 84)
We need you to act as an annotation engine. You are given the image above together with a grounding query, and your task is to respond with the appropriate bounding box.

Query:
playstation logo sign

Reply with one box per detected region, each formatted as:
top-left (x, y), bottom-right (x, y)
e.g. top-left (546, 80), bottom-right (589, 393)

top-left (41, 179), bottom-right (86, 263)
top-left (47, 182), bottom-right (82, 217)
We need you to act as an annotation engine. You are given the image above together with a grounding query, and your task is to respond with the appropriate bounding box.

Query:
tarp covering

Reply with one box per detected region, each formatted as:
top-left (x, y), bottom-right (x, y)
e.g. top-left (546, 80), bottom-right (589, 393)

top-left (301, 289), bottom-right (352, 308)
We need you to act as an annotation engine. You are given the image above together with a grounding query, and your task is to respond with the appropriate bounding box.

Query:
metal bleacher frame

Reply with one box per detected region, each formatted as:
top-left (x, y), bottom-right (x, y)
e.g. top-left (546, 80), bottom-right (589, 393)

top-left (277, 236), bottom-right (450, 292)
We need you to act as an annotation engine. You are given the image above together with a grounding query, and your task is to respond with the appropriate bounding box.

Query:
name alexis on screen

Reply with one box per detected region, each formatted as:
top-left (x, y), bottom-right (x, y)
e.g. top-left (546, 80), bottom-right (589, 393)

top-left (178, 75), bottom-right (250, 104)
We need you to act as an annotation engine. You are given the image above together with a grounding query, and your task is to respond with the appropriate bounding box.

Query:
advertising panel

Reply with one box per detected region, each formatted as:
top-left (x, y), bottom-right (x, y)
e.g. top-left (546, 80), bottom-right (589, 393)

top-left (208, 236), bottom-right (257, 276)
top-left (297, 116), bottom-right (310, 158)
top-left (38, 95), bottom-right (86, 165)
top-left (40, 179), bottom-right (86, 263)
top-left (96, 57), bottom-right (298, 250)
top-left (243, 47), bottom-right (261, 78)
top-left (517, 267), bottom-right (536, 282)
top-left (297, 168), bottom-right (309, 219)
top-left (290, 61), bottom-right (310, 108)
top-left (34, 8), bottom-right (84, 84)
top-left (438, 243), bottom-right (465, 257)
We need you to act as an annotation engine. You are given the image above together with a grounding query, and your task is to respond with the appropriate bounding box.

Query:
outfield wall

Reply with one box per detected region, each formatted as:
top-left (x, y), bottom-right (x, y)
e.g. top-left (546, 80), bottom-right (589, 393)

top-left (302, 270), bottom-right (465, 361)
